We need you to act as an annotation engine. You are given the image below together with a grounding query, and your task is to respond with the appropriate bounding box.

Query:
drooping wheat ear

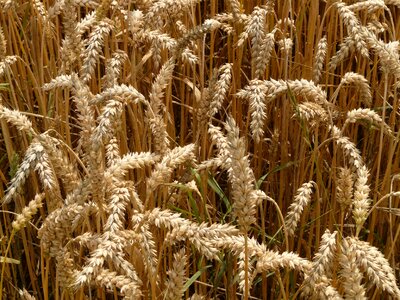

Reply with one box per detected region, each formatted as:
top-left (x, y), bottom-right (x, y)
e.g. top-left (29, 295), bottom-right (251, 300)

top-left (367, 37), bottom-right (400, 76)
top-left (0, 104), bottom-right (36, 136)
top-left (44, 73), bottom-right (96, 154)
top-left (47, 0), bottom-right (66, 19)
top-left (329, 37), bottom-right (356, 70)
top-left (32, 0), bottom-right (54, 36)
top-left (164, 248), bottom-right (187, 300)
top-left (336, 2), bottom-right (369, 58)
top-left (248, 79), bottom-right (328, 106)
top-left (385, 0), bottom-right (400, 8)
top-left (196, 70), bottom-right (218, 135)
top-left (346, 236), bottom-right (400, 298)
top-left (214, 12), bottom-right (248, 28)
top-left (330, 125), bottom-right (364, 170)
top-left (302, 230), bottom-right (339, 298)
top-left (188, 294), bottom-right (205, 300)
top-left (122, 9), bottom-right (144, 35)
top-left (227, 0), bottom-right (242, 18)
top-left (102, 50), bottom-right (128, 88)
top-left (237, 248), bottom-right (258, 294)
top-left (209, 63), bottom-right (232, 118)
top-left (0, 26), bottom-right (6, 58)
top-left (144, 0), bottom-right (202, 28)
top-left (276, 17), bottom-right (297, 32)
top-left (197, 124), bottom-right (230, 171)
top-left (313, 36), bottom-right (327, 84)
top-left (286, 79), bottom-right (328, 105)
top-left (347, 0), bottom-right (386, 13)
top-left (59, 0), bottom-right (79, 70)
top-left (0, 55), bottom-right (18, 77)
top-left (343, 108), bottom-right (392, 136)
top-left (237, 80), bottom-right (268, 142)
top-left (91, 99), bottom-right (124, 147)
top-left (306, 276), bottom-right (343, 300)
top-left (142, 29), bottom-right (177, 53)
top-left (146, 144), bottom-right (195, 196)
top-left (3, 140), bottom-right (57, 204)
top-left (339, 237), bottom-right (367, 299)
top-left (55, 248), bottom-right (77, 289)
top-left (237, 6), bottom-right (268, 79)
top-left (95, 0), bottom-right (112, 21)
top-left (18, 289), bottom-right (36, 300)
top-left (104, 182), bottom-right (130, 233)
top-left (149, 57), bottom-right (175, 113)
top-left (213, 235), bottom-right (311, 273)
top-left (37, 134), bottom-right (80, 194)
top-left (80, 19), bottom-right (114, 83)
top-left (336, 167), bottom-right (354, 209)
top-left (90, 84), bottom-right (147, 105)
top-left (338, 72), bottom-right (372, 106)
top-left (74, 232), bottom-right (143, 296)
top-left (174, 19), bottom-right (225, 58)
top-left (255, 250), bottom-right (312, 274)
top-left (294, 102), bottom-right (329, 127)
top-left (90, 86), bottom-right (145, 147)
top-left (353, 165), bottom-right (371, 236)
top-left (0, 0), bottom-right (14, 10)
top-left (94, 269), bottom-right (142, 299)
top-left (105, 151), bottom-right (157, 182)
top-left (133, 208), bottom-right (240, 260)
top-left (12, 193), bottom-right (45, 232)
top-left (137, 223), bottom-right (158, 278)
top-left (181, 47), bottom-right (199, 66)
top-left (367, 19), bottom-right (388, 35)
top-left (259, 31), bottom-right (276, 76)
top-left (38, 201), bottom-right (98, 256)
top-left (145, 58), bottom-right (175, 154)
top-left (105, 137), bottom-right (121, 168)
top-left (224, 116), bottom-right (266, 230)
top-left (284, 181), bottom-right (315, 236)
top-left (277, 38), bottom-right (293, 56)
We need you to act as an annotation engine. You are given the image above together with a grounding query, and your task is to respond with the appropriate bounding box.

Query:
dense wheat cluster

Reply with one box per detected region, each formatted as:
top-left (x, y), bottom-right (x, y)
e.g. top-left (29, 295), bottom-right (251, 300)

top-left (1, 0), bottom-right (400, 299)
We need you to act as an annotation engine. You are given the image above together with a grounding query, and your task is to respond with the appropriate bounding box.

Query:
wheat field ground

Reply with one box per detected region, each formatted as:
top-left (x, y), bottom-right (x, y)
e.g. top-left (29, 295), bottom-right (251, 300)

top-left (0, 0), bottom-right (399, 299)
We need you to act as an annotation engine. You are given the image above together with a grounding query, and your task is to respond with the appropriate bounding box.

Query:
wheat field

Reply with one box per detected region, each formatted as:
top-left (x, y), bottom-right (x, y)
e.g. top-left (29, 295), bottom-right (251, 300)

top-left (0, 0), bottom-right (400, 299)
